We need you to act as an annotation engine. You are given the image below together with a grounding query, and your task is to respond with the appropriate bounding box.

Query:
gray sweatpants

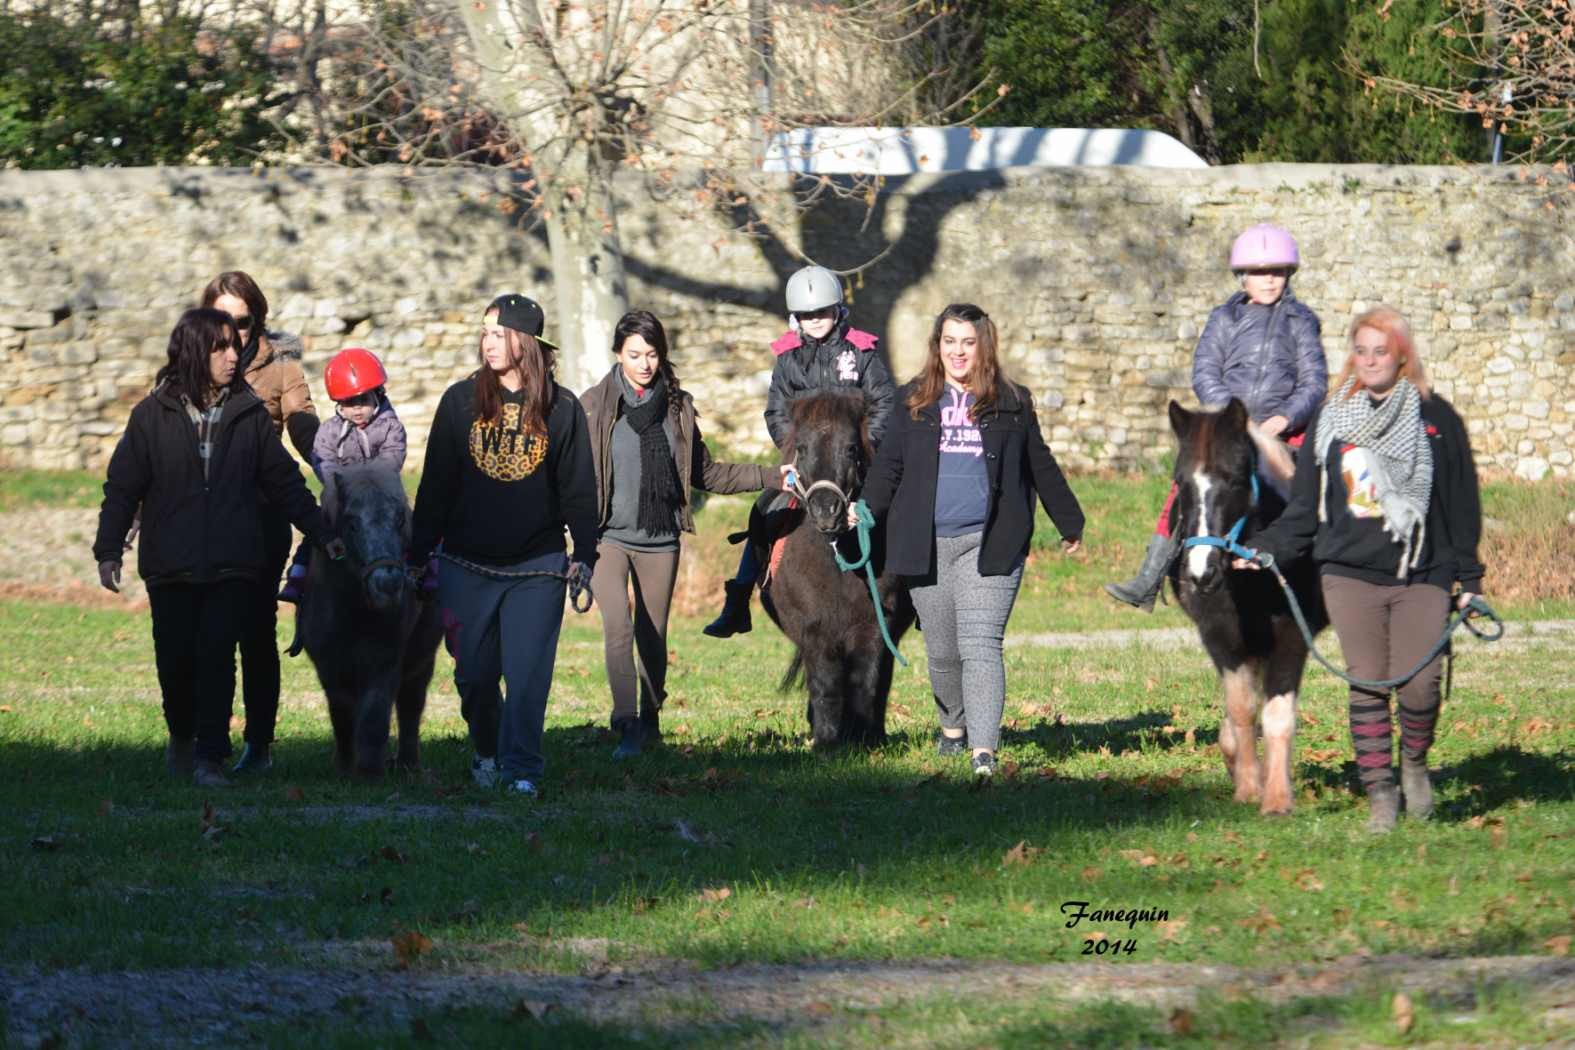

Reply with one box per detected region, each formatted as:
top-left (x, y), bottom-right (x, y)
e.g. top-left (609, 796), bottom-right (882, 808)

top-left (438, 549), bottom-right (567, 782)
top-left (907, 531), bottom-right (1024, 753)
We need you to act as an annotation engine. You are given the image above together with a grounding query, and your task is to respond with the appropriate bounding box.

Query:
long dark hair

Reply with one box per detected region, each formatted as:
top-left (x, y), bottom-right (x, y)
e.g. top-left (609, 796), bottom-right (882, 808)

top-left (612, 309), bottom-right (682, 411)
top-left (200, 270), bottom-right (268, 368)
top-left (155, 308), bottom-right (241, 410)
top-left (476, 320), bottom-right (555, 433)
top-left (907, 303), bottom-right (1007, 420)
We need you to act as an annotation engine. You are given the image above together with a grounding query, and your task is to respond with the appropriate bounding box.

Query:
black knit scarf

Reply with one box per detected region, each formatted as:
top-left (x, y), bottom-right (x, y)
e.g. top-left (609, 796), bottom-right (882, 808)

top-left (621, 371), bottom-right (681, 536)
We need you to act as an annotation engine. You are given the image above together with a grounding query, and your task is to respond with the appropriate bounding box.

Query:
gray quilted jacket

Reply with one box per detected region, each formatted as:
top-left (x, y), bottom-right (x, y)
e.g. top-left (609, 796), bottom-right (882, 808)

top-left (1190, 290), bottom-right (1327, 433)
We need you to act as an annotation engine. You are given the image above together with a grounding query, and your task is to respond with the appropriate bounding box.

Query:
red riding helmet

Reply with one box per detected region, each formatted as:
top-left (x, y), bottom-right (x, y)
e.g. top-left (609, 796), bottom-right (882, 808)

top-left (324, 347), bottom-right (387, 402)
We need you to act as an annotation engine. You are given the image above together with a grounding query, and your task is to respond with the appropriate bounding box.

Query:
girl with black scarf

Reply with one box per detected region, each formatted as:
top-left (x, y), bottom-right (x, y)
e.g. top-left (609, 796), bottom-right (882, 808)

top-left (582, 311), bottom-right (784, 759)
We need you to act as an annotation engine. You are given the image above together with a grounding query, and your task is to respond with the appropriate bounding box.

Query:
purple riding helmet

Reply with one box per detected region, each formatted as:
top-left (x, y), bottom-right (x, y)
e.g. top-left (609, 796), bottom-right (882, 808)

top-left (1229, 224), bottom-right (1299, 273)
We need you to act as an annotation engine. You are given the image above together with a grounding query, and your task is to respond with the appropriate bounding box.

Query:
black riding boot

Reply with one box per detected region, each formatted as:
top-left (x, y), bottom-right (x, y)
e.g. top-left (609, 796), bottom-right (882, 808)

top-left (703, 580), bottom-right (754, 638)
top-left (1104, 532), bottom-right (1182, 613)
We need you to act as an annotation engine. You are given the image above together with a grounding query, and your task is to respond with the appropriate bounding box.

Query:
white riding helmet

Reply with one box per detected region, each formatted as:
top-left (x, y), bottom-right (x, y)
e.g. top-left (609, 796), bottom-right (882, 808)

top-left (785, 265), bottom-right (844, 315)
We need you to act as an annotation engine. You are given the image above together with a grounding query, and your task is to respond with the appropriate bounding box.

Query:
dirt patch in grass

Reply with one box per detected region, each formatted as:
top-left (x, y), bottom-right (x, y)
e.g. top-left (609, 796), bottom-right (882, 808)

top-left (6, 954), bottom-right (1573, 1047)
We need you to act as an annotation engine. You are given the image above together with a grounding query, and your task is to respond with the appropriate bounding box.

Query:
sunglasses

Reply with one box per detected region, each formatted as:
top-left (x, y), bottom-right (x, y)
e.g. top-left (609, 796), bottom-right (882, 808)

top-left (231, 315), bottom-right (254, 331)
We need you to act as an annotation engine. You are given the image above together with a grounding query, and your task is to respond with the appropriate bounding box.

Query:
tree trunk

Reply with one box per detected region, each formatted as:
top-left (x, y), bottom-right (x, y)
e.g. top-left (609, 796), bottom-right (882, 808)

top-left (543, 157), bottom-right (629, 393)
top-left (454, 0), bottom-right (629, 392)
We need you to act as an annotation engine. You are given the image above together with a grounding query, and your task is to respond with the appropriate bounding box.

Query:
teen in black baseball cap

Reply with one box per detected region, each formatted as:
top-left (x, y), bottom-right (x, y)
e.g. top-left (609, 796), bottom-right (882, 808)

top-left (487, 294), bottom-right (558, 351)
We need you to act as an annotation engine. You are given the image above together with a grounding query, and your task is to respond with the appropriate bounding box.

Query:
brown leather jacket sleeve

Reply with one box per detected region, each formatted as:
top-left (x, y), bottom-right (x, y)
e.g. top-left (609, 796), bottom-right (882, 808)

top-left (692, 423), bottom-right (775, 495)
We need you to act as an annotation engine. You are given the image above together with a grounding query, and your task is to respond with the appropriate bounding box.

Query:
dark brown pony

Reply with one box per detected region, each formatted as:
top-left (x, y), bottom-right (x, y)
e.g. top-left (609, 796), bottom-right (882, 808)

top-left (1168, 399), bottom-right (1329, 815)
top-left (757, 392), bottom-right (914, 747)
top-left (296, 464), bottom-right (443, 778)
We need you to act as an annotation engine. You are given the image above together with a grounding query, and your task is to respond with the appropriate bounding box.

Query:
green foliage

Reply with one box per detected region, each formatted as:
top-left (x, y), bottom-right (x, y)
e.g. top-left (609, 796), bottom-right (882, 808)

top-left (974, 0), bottom-right (1488, 164)
top-left (0, 10), bottom-right (279, 168)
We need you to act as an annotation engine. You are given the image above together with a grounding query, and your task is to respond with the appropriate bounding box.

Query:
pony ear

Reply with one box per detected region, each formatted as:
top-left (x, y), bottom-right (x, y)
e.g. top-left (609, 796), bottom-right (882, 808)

top-left (1168, 400), bottom-right (1193, 439)
top-left (1223, 398), bottom-right (1249, 431)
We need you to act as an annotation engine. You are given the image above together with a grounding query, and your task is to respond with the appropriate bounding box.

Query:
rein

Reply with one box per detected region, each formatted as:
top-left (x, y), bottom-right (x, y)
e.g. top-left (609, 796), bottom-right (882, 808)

top-left (1244, 549), bottom-right (1502, 690)
top-left (1180, 462), bottom-right (1502, 689)
top-left (784, 467), bottom-right (907, 668)
top-left (434, 550), bottom-right (594, 613)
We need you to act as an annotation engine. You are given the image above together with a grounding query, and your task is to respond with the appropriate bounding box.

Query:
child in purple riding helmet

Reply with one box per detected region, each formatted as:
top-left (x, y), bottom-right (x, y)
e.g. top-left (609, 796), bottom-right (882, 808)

top-left (703, 264), bottom-right (896, 637)
top-left (278, 347), bottom-right (409, 602)
top-left (1105, 224), bottom-right (1328, 612)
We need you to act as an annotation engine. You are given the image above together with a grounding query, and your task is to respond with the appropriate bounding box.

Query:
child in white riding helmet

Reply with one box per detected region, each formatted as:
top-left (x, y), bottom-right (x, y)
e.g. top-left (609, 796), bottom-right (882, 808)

top-left (1105, 224), bottom-right (1328, 612)
top-left (278, 347), bottom-right (408, 602)
top-left (703, 264), bottom-right (897, 637)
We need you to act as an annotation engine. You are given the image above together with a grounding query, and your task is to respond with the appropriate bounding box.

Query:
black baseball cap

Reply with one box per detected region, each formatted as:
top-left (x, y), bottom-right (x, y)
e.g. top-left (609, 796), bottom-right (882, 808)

top-left (486, 294), bottom-right (558, 350)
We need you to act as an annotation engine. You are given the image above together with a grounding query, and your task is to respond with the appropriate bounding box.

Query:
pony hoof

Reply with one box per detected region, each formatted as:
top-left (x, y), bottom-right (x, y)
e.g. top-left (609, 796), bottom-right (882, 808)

top-left (1259, 802), bottom-right (1294, 817)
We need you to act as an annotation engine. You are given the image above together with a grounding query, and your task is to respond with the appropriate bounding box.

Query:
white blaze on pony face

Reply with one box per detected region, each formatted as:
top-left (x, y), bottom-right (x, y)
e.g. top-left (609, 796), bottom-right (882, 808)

top-left (1185, 469), bottom-right (1216, 581)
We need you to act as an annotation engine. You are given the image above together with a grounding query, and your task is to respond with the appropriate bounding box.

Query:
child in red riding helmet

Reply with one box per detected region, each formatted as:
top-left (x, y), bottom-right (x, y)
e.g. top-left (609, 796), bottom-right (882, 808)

top-left (278, 347), bottom-right (408, 602)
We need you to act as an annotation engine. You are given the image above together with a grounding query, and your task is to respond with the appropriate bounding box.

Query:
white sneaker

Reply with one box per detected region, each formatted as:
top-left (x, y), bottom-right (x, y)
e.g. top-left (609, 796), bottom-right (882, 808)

top-left (505, 779), bottom-right (539, 798)
top-left (470, 755), bottom-right (499, 789)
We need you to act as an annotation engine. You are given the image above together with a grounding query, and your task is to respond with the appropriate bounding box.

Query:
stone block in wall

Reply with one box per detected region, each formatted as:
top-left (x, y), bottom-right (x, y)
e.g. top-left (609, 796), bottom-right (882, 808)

top-left (0, 311), bottom-right (55, 329)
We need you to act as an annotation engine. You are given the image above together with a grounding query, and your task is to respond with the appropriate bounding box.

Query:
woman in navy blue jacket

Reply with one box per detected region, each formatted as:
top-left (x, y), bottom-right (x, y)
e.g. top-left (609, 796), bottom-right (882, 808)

top-left (861, 304), bottom-right (1084, 778)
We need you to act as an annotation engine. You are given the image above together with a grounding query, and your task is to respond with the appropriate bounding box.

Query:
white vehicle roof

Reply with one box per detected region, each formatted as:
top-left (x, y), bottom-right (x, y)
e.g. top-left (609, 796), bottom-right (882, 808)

top-left (761, 126), bottom-right (1208, 173)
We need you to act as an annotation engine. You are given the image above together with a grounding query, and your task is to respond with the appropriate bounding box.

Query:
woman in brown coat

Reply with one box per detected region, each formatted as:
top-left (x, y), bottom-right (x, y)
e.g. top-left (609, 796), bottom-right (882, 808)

top-left (583, 310), bottom-right (784, 758)
top-left (201, 271), bottom-right (320, 774)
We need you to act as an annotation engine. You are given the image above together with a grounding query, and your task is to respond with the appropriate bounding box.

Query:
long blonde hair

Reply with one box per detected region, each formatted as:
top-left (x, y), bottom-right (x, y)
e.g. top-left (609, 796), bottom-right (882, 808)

top-left (1331, 305), bottom-right (1430, 401)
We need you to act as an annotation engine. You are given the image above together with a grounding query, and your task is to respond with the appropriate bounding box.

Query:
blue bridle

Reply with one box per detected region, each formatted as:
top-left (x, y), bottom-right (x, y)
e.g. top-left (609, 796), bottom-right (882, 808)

top-left (1180, 469), bottom-right (1265, 564)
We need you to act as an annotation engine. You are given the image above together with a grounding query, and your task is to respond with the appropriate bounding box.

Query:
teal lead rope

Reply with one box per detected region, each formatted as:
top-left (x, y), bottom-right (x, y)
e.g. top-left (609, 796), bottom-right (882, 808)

top-left (832, 499), bottom-right (908, 668)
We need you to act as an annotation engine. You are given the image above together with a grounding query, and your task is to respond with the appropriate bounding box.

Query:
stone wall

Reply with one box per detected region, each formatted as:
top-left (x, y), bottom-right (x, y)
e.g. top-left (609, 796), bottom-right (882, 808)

top-left (1, 164), bottom-right (1571, 478)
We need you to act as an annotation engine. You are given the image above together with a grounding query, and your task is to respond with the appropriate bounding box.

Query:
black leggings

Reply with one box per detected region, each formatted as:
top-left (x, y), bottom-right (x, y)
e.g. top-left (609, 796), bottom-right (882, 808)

top-left (238, 501), bottom-right (292, 745)
top-left (148, 580), bottom-right (253, 761)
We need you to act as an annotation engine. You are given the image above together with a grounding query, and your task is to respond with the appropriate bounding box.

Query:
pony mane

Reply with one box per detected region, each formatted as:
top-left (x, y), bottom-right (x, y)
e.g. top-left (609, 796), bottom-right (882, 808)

top-left (787, 391), bottom-right (872, 458)
top-left (321, 462), bottom-right (411, 540)
top-left (1174, 401), bottom-right (1253, 480)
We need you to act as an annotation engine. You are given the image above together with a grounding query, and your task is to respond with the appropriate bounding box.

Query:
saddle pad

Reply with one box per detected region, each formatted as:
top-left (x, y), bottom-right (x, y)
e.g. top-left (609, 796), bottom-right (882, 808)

top-left (767, 532), bottom-right (791, 584)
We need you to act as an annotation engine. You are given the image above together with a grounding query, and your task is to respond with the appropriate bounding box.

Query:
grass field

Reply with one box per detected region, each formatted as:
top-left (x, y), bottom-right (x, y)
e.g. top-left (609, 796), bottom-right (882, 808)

top-left (1, 470), bottom-right (1572, 1046)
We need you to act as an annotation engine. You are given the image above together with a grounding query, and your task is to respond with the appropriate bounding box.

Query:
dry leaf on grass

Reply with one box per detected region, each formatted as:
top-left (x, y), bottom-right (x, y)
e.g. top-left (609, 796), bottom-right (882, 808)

top-left (392, 930), bottom-right (433, 968)
top-left (1392, 991), bottom-right (1414, 1034)
top-left (285, 786), bottom-right (306, 802)
top-left (697, 886), bottom-right (732, 903)
top-left (1545, 934), bottom-right (1572, 956)
top-left (1002, 840), bottom-right (1043, 867)
top-left (1168, 1007), bottom-right (1194, 1035)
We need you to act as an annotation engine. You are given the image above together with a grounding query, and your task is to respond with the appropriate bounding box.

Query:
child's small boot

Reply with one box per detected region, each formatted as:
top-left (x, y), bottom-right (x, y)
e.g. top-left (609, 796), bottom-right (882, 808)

top-left (277, 562), bottom-right (308, 603)
top-left (1104, 532), bottom-right (1182, 613)
top-left (703, 580), bottom-right (754, 638)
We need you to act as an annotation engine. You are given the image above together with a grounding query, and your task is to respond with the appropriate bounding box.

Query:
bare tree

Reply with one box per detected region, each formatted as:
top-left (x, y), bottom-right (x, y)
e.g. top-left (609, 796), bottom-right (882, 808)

top-left (1357, 0), bottom-right (1575, 168)
top-left (286, 0), bottom-right (998, 387)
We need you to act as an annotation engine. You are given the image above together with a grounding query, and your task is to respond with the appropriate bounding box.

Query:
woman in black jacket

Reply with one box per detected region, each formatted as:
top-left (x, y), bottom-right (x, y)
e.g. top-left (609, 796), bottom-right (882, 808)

top-left (861, 304), bottom-right (1084, 778)
top-left (1241, 305), bottom-right (1486, 834)
top-left (93, 309), bottom-right (331, 787)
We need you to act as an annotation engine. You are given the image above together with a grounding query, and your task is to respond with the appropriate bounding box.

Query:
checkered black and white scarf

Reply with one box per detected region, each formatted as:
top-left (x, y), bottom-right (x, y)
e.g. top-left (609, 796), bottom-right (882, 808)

top-left (1313, 377), bottom-right (1432, 576)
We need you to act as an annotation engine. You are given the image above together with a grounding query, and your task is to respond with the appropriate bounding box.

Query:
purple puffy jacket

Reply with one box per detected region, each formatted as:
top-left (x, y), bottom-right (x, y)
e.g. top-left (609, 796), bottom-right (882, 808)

top-left (1190, 289), bottom-right (1327, 434)
top-left (313, 396), bottom-right (407, 479)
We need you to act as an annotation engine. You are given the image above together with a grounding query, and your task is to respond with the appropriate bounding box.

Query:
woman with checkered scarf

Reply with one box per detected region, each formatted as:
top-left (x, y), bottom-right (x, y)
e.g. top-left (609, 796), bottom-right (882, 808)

top-left (1243, 306), bottom-right (1487, 834)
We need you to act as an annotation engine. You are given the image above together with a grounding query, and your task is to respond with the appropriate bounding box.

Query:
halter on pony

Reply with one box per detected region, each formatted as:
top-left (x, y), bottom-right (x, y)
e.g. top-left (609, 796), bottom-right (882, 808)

top-left (782, 467), bottom-right (907, 668)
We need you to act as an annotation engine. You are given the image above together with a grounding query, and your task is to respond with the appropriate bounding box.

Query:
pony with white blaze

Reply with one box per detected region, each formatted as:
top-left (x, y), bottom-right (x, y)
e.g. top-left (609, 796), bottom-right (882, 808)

top-left (1166, 399), bottom-right (1329, 815)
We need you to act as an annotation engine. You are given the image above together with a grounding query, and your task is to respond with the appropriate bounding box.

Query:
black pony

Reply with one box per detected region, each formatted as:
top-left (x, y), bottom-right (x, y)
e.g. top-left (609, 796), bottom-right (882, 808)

top-left (757, 392), bottom-right (915, 747)
top-left (296, 464), bottom-right (443, 778)
top-left (1168, 399), bottom-right (1328, 815)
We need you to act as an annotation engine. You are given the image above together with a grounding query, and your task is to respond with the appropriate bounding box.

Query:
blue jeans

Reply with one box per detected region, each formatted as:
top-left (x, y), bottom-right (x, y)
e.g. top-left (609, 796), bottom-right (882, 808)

top-left (438, 549), bottom-right (567, 782)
